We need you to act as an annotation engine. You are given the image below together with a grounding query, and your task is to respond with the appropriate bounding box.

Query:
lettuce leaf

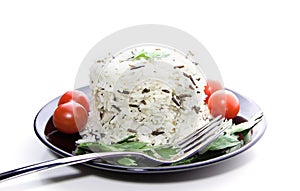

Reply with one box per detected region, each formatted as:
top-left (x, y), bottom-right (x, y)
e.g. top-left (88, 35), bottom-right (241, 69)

top-left (133, 49), bottom-right (170, 60)
top-left (207, 134), bottom-right (241, 151)
top-left (117, 158), bottom-right (138, 166)
top-left (75, 112), bottom-right (264, 166)
top-left (227, 111), bottom-right (263, 134)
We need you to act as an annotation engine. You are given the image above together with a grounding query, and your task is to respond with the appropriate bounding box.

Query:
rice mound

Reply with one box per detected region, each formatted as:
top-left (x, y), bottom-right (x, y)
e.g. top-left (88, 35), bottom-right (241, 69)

top-left (78, 45), bottom-right (212, 146)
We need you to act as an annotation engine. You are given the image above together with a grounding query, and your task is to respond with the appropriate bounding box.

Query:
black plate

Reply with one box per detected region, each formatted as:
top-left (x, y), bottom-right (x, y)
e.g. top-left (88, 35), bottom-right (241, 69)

top-left (34, 86), bottom-right (266, 173)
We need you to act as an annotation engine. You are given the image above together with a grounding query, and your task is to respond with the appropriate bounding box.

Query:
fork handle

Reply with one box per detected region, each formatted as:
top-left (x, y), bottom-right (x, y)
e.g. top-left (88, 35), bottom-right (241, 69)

top-left (0, 152), bottom-right (115, 182)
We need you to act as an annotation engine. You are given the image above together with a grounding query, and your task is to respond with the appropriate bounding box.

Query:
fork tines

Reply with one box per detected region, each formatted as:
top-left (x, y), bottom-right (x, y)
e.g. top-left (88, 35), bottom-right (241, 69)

top-left (176, 116), bottom-right (228, 154)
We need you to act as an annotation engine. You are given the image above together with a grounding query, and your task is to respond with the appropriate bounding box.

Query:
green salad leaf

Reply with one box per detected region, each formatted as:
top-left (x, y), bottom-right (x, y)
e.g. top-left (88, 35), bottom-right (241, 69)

top-left (117, 158), bottom-right (138, 166)
top-left (153, 146), bottom-right (178, 159)
top-left (75, 112), bottom-right (263, 166)
top-left (133, 49), bottom-right (170, 60)
top-left (207, 134), bottom-right (241, 151)
top-left (227, 112), bottom-right (263, 134)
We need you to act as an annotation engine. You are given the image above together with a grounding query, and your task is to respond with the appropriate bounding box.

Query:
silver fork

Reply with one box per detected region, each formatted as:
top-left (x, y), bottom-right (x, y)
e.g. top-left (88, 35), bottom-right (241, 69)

top-left (0, 116), bottom-right (228, 182)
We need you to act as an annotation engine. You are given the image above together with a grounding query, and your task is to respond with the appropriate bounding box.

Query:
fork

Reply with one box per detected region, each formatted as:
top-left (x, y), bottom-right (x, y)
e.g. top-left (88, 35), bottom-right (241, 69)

top-left (0, 116), bottom-right (228, 182)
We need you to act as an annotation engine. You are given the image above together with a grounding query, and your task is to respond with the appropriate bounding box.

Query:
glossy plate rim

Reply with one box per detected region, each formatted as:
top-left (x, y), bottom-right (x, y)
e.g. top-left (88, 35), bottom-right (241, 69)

top-left (34, 86), bottom-right (267, 173)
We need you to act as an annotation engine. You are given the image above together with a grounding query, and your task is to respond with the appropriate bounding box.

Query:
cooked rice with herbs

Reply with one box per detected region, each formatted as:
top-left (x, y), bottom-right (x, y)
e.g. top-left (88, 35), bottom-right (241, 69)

top-left (77, 45), bottom-right (212, 146)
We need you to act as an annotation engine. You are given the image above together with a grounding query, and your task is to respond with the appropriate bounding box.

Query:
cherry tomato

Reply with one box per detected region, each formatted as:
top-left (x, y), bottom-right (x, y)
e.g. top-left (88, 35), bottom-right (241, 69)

top-left (204, 79), bottom-right (223, 103)
top-left (208, 90), bottom-right (240, 119)
top-left (58, 90), bottom-right (90, 112)
top-left (53, 102), bottom-right (88, 134)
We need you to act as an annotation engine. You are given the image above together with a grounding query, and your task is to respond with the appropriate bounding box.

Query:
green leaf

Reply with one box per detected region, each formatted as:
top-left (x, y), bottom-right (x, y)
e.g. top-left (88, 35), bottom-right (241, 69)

top-left (133, 49), bottom-right (170, 60)
top-left (117, 158), bottom-right (138, 166)
top-left (75, 112), bottom-right (265, 165)
top-left (77, 140), bottom-right (150, 152)
top-left (113, 142), bottom-right (148, 150)
top-left (154, 146), bottom-right (178, 159)
top-left (117, 135), bottom-right (136, 144)
top-left (239, 129), bottom-right (253, 144)
top-left (227, 112), bottom-right (263, 134)
top-left (207, 134), bottom-right (241, 151)
top-left (76, 142), bottom-right (122, 152)
top-left (242, 131), bottom-right (252, 144)
top-left (171, 155), bottom-right (198, 166)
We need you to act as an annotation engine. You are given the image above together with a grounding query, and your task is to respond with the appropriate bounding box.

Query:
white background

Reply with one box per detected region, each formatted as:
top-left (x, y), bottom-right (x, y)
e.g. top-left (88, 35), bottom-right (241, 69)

top-left (0, 0), bottom-right (299, 190)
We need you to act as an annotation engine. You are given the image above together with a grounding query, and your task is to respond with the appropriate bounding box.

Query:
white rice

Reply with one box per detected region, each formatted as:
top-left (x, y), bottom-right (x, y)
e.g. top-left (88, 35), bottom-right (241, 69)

top-left (78, 45), bottom-right (212, 146)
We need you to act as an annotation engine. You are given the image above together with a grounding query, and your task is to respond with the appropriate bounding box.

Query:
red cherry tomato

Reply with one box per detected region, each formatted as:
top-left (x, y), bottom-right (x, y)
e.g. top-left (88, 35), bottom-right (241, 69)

top-left (208, 90), bottom-right (240, 119)
top-left (204, 80), bottom-right (223, 103)
top-left (58, 90), bottom-right (90, 112)
top-left (53, 102), bottom-right (88, 134)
